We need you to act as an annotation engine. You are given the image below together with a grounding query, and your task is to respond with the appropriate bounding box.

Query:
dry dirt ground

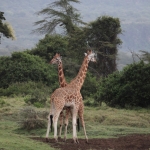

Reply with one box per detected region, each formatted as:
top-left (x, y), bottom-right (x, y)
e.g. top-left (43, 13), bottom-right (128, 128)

top-left (31, 134), bottom-right (150, 150)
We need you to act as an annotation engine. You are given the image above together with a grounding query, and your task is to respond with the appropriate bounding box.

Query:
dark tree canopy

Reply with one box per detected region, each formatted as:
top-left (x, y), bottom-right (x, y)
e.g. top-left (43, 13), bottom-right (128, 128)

top-left (86, 16), bottom-right (122, 77)
top-left (26, 34), bottom-right (68, 62)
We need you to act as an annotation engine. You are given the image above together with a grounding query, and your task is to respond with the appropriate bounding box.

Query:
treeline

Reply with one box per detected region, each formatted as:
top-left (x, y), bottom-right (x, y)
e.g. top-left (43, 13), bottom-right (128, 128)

top-left (0, 13), bottom-right (120, 103)
top-left (0, 34), bottom-right (99, 108)
top-left (1, 35), bottom-right (150, 108)
top-left (1, 14), bottom-right (150, 108)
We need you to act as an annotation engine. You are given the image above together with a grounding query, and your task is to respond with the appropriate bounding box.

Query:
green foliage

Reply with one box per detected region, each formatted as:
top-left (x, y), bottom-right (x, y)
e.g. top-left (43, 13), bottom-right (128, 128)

top-left (96, 61), bottom-right (150, 108)
top-left (18, 107), bottom-right (46, 130)
top-left (67, 16), bottom-right (122, 77)
top-left (0, 98), bottom-right (6, 107)
top-left (84, 98), bottom-right (97, 107)
top-left (67, 27), bottom-right (87, 63)
top-left (0, 81), bottom-right (52, 108)
top-left (0, 52), bottom-right (58, 88)
top-left (24, 88), bottom-right (49, 108)
top-left (81, 72), bottom-right (99, 99)
top-left (27, 34), bottom-right (68, 62)
top-left (0, 81), bottom-right (54, 97)
top-left (85, 16), bottom-right (122, 77)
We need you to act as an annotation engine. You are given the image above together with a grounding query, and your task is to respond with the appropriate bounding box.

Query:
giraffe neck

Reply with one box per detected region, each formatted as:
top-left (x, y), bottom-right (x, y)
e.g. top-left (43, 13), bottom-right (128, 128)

top-left (69, 56), bottom-right (89, 90)
top-left (58, 61), bottom-right (67, 87)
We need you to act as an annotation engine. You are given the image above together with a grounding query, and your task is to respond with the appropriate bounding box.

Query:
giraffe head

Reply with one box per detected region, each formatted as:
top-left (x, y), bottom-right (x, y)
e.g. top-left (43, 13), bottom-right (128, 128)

top-left (50, 53), bottom-right (62, 64)
top-left (84, 50), bottom-right (96, 62)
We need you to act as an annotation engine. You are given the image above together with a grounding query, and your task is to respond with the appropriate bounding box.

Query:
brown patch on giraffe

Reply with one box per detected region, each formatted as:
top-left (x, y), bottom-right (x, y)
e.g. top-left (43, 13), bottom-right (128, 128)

top-left (62, 83), bottom-right (66, 87)
top-left (59, 77), bottom-right (63, 83)
top-left (59, 71), bottom-right (62, 76)
top-left (79, 77), bottom-right (83, 83)
top-left (69, 95), bottom-right (73, 99)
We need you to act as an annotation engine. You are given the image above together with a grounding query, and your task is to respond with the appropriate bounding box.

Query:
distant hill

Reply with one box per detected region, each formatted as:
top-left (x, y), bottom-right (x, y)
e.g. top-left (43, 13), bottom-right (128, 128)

top-left (0, 0), bottom-right (149, 69)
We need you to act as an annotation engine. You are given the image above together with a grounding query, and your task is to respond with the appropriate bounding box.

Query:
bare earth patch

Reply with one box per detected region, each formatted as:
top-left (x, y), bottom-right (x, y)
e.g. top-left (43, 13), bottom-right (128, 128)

top-left (31, 134), bottom-right (150, 150)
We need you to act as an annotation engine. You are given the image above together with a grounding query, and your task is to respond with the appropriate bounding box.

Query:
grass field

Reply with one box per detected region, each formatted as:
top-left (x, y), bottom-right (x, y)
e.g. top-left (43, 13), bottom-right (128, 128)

top-left (0, 96), bottom-right (150, 150)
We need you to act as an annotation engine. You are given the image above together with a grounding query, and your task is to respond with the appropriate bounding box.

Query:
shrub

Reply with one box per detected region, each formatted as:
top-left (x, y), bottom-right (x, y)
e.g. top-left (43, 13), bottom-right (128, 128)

top-left (0, 52), bottom-right (58, 88)
top-left (0, 81), bottom-right (53, 97)
top-left (96, 61), bottom-right (150, 108)
top-left (81, 72), bottom-right (99, 99)
top-left (0, 98), bottom-right (6, 107)
top-left (26, 34), bottom-right (68, 62)
top-left (18, 107), bottom-right (46, 130)
top-left (84, 98), bottom-right (97, 107)
top-left (24, 88), bottom-right (49, 108)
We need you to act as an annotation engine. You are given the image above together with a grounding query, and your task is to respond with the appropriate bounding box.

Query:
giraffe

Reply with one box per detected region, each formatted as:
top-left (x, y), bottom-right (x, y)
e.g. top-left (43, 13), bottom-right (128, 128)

top-left (50, 53), bottom-right (72, 140)
top-left (46, 50), bottom-right (96, 143)
top-left (50, 53), bottom-right (83, 141)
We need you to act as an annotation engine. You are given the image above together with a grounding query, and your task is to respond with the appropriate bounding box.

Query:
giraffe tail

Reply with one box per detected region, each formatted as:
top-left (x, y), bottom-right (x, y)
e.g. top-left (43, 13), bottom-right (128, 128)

top-left (50, 115), bottom-right (53, 132)
top-left (77, 118), bottom-right (80, 132)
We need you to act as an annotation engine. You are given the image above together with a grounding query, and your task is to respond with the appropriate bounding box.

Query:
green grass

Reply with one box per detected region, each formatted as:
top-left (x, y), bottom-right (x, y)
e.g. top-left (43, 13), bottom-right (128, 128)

top-left (0, 97), bottom-right (55, 150)
top-left (0, 96), bottom-right (150, 149)
top-left (0, 121), bottom-right (55, 150)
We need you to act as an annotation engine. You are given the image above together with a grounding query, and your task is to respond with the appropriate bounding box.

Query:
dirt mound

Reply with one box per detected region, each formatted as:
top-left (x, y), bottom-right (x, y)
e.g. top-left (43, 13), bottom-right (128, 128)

top-left (31, 134), bottom-right (150, 150)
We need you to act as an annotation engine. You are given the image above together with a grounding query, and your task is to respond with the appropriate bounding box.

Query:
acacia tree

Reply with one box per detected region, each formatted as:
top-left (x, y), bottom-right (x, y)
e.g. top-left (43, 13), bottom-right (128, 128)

top-left (0, 11), bottom-right (16, 43)
top-left (85, 16), bottom-right (122, 77)
top-left (33, 0), bottom-right (85, 35)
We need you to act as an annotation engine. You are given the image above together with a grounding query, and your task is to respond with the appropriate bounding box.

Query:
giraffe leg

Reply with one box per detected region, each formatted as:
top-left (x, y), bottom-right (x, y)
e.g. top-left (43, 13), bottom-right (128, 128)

top-left (72, 107), bottom-right (79, 144)
top-left (46, 103), bottom-right (54, 141)
top-left (58, 111), bottom-right (64, 139)
top-left (53, 109), bottom-right (63, 142)
top-left (45, 113), bottom-right (51, 141)
top-left (78, 104), bottom-right (88, 143)
top-left (64, 107), bottom-right (71, 141)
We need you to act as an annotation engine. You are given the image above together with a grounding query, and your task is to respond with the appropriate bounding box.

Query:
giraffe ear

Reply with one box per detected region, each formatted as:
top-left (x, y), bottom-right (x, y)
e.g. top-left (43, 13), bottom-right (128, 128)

top-left (84, 53), bottom-right (87, 56)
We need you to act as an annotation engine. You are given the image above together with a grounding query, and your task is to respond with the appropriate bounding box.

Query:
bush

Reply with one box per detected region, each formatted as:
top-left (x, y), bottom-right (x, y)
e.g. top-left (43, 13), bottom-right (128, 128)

top-left (0, 52), bottom-right (58, 88)
top-left (24, 87), bottom-right (49, 108)
top-left (84, 98), bottom-right (97, 107)
top-left (18, 107), bottom-right (46, 130)
top-left (0, 98), bottom-right (6, 107)
top-left (81, 72), bottom-right (99, 99)
top-left (26, 34), bottom-right (68, 62)
top-left (0, 81), bottom-right (53, 97)
top-left (96, 61), bottom-right (150, 108)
